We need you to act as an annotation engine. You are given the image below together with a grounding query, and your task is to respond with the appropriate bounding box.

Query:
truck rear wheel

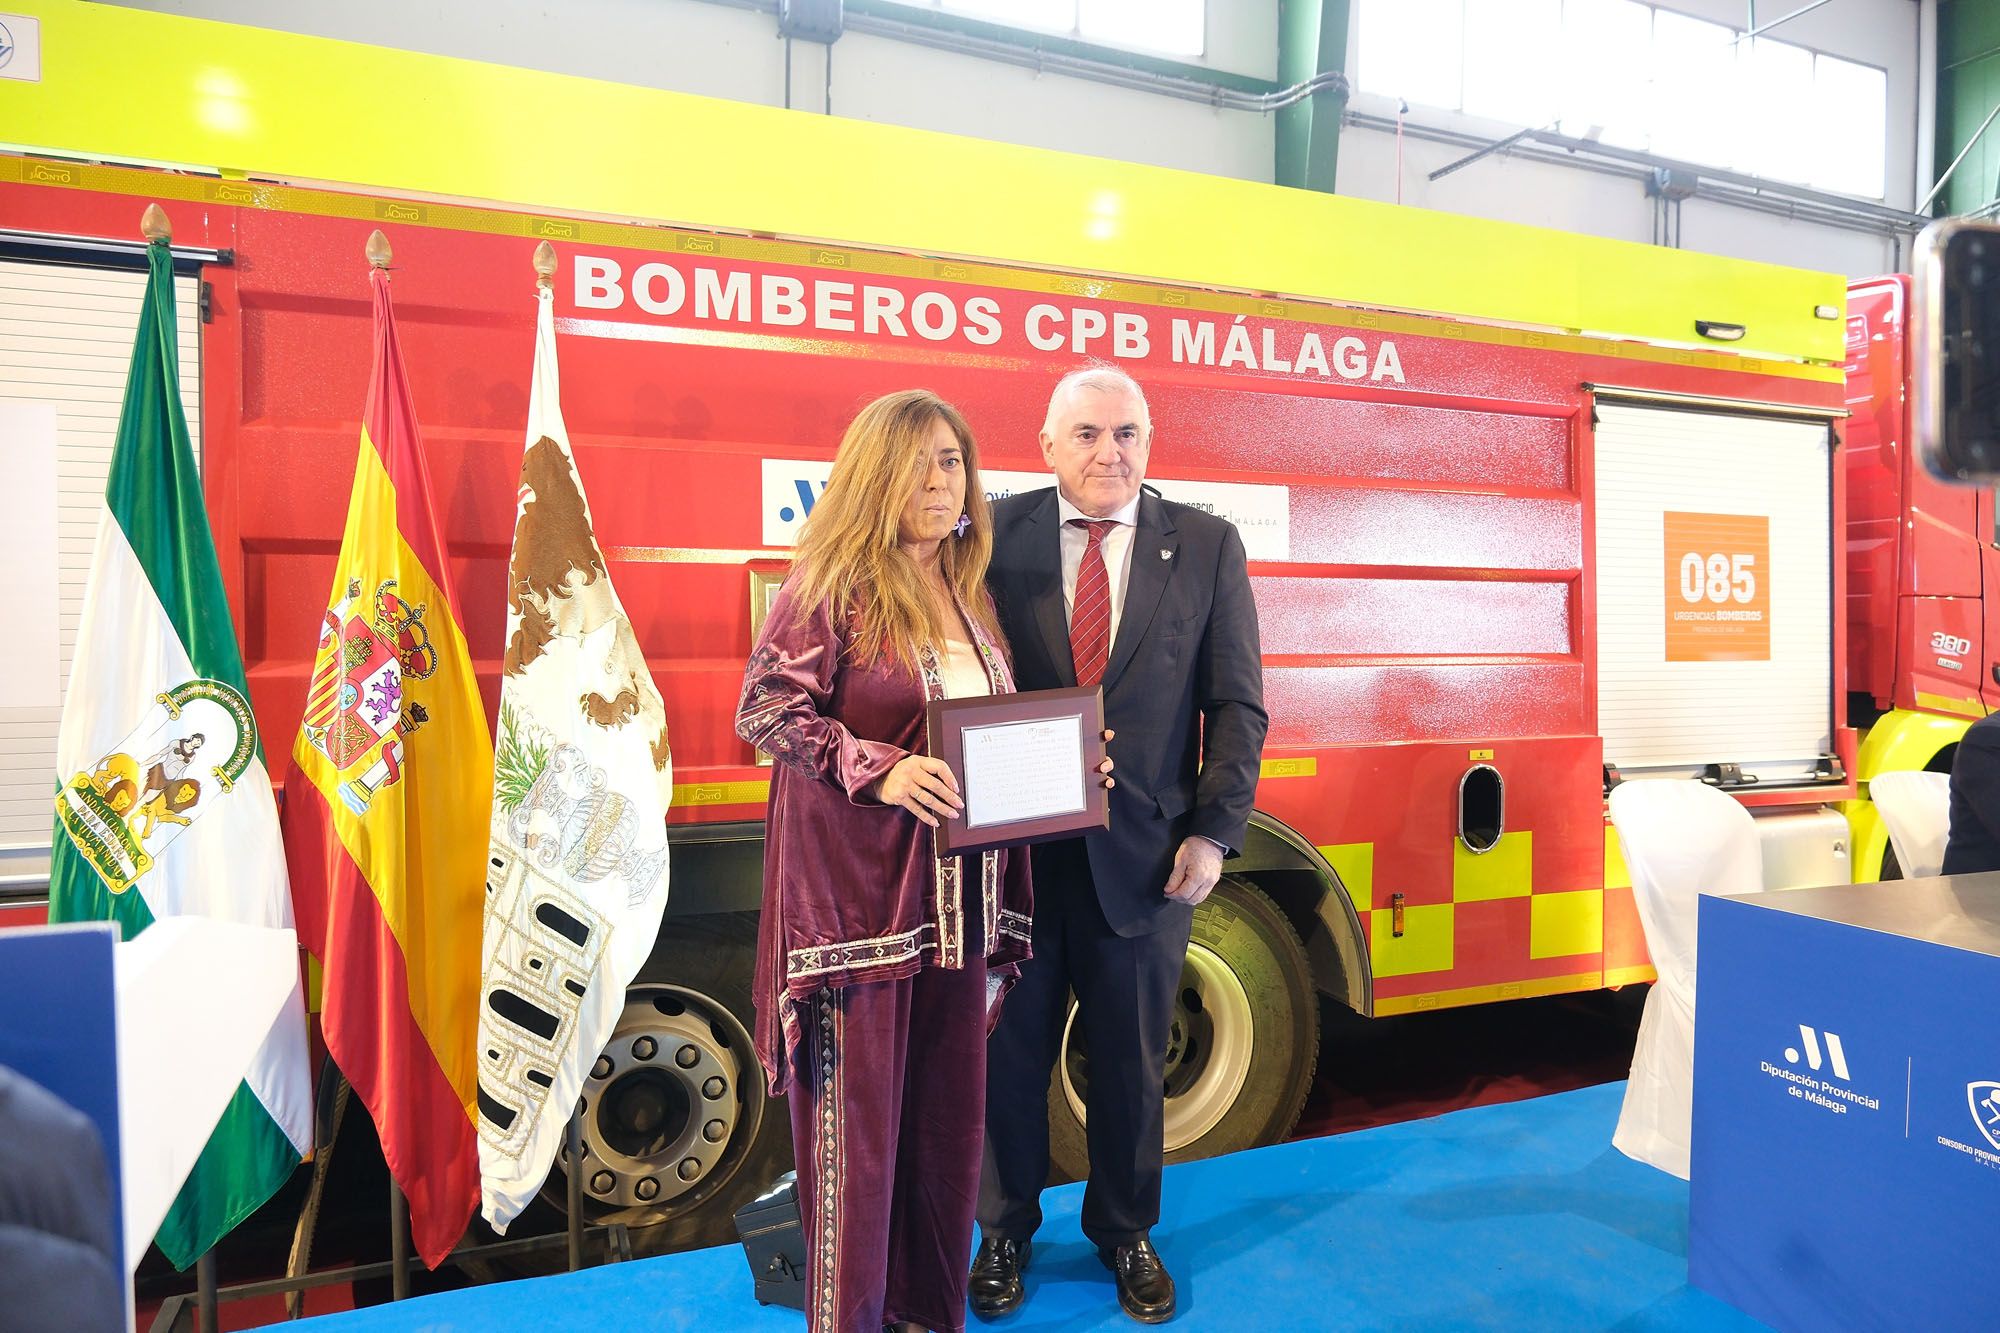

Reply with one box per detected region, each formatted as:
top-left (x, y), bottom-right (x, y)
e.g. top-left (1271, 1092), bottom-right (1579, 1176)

top-left (1048, 877), bottom-right (1318, 1178)
top-left (545, 911), bottom-right (792, 1255)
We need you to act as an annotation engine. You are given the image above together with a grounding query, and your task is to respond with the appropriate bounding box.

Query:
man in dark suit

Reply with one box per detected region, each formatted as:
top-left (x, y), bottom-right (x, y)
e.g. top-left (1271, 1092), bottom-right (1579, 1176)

top-left (1942, 712), bottom-right (2000, 874)
top-left (970, 366), bottom-right (1267, 1324)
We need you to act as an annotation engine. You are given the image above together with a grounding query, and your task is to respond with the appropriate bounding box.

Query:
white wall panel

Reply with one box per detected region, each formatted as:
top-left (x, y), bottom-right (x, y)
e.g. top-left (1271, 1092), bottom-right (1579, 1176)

top-left (0, 262), bottom-right (201, 859)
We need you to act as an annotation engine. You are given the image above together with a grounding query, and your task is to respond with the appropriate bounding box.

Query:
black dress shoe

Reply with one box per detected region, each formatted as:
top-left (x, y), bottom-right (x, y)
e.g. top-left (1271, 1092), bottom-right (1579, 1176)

top-left (969, 1237), bottom-right (1031, 1319)
top-left (1098, 1239), bottom-right (1176, 1323)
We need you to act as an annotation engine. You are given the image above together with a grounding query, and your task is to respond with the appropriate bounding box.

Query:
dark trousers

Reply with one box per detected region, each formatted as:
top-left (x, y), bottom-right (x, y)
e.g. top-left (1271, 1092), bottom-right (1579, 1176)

top-left (791, 955), bottom-right (990, 1333)
top-left (978, 837), bottom-right (1192, 1250)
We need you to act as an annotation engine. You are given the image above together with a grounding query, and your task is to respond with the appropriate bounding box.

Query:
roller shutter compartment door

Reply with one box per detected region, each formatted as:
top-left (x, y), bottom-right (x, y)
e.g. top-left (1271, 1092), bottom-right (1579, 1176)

top-left (1593, 401), bottom-right (1834, 784)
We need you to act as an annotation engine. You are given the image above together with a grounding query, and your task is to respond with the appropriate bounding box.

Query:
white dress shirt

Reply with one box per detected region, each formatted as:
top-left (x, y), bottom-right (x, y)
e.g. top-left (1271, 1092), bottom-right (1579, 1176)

top-left (1056, 490), bottom-right (1141, 640)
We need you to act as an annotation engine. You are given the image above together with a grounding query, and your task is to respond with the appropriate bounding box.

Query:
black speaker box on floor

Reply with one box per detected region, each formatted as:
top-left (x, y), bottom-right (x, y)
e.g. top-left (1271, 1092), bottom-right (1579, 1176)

top-left (734, 1170), bottom-right (807, 1310)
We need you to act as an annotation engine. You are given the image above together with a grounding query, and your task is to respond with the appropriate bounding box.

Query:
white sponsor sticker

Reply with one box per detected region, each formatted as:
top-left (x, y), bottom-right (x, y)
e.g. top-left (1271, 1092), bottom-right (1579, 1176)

top-left (761, 458), bottom-right (1289, 561)
top-left (0, 14), bottom-right (41, 83)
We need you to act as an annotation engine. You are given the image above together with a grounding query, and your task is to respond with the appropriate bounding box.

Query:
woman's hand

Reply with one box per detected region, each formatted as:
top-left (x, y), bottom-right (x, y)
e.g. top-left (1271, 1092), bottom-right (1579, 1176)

top-left (875, 754), bottom-right (965, 827)
top-left (1099, 728), bottom-right (1117, 789)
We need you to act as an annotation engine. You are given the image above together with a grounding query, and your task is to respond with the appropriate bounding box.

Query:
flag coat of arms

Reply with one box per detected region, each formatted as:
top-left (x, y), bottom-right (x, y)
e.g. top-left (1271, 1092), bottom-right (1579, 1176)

top-left (51, 228), bottom-right (311, 1268)
top-left (478, 257), bottom-right (672, 1231)
top-left (283, 242), bottom-right (494, 1268)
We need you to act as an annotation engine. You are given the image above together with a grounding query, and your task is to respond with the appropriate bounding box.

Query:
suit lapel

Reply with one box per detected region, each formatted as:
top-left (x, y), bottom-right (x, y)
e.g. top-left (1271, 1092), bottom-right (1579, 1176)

top-left (1103, 492), bottom-right (1177, 690)
top-left (1021, 491), bottom-right (1076, 688)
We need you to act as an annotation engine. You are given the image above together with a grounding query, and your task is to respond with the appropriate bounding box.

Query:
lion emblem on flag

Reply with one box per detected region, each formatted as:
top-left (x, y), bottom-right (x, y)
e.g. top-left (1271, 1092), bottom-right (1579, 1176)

top-left (57, 680), bottom-right (257, 894)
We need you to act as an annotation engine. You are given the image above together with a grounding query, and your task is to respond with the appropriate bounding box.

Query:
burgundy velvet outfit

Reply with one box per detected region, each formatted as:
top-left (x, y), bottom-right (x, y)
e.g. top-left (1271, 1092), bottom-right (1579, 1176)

top-left (736, 582), bottom-right (1032, 1332)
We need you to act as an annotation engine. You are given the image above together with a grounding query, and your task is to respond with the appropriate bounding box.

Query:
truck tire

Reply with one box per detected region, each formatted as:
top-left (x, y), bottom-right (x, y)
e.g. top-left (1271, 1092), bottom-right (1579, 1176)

top-left (1048, 877), bottom-right (1318, 1180)
top-left (546, 911), bottom-right (792, 1256)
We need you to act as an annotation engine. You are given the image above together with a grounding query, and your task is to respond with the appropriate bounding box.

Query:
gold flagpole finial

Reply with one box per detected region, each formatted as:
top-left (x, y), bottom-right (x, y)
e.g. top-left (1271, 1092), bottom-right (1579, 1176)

top-left (533, 240), bottom-right (557, 289)
top-left (140, 204), bottom-right (171, 243)
top-left (365, 229), bottom-right (393, 270)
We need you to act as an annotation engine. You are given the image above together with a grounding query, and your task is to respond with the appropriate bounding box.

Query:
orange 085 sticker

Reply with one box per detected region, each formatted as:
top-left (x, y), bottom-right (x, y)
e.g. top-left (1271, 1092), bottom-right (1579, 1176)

top-left (1663, 511), bottom-right (1770, 662)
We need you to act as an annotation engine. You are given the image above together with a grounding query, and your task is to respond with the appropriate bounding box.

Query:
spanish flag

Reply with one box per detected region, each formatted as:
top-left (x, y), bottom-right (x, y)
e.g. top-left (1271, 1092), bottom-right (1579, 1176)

top-left (283, 234), bottom-right (493, 1268)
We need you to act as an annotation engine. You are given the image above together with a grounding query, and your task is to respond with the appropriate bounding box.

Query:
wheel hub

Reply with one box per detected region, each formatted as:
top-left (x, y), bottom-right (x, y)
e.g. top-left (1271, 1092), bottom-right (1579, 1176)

top-left (562, 985), bottom-right (754, 1213)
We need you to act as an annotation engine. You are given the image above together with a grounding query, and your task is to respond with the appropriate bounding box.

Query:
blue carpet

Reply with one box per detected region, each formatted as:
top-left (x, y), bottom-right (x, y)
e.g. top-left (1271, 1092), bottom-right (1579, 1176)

top-left (284, 1082), bottom-right (1758, 1331)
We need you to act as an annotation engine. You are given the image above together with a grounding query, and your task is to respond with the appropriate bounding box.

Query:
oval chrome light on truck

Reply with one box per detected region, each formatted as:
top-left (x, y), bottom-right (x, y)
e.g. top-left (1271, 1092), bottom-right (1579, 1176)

top-left (1696, 320), bottom-right (1747, 341)
top-left (1459, 764), bottom-right (1505, 855)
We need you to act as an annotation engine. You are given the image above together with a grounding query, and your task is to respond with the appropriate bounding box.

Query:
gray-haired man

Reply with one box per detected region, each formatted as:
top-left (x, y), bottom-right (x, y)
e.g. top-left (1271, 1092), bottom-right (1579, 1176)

top-left (972, 367), bottom-right (1267, 1323)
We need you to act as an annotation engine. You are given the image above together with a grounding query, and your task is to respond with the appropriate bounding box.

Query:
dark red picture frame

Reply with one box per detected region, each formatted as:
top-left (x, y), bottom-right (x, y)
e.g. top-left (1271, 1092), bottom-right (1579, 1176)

top-left (926, 686), bottom-right (1108, 856)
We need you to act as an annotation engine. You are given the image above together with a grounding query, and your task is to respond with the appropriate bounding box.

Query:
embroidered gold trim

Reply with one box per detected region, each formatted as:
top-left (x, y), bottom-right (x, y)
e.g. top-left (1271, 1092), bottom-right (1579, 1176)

top-left (786, 923), bottom-right (937, 981)
top-left (810, 987), bottom-right (841, 1330)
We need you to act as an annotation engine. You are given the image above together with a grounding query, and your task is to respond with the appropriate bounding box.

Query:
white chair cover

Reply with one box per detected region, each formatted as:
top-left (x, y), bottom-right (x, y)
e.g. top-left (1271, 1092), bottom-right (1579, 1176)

top-left (1868, 769), bottom-right (1953, 881)
top-left (1606, 779), bottom-right (1763, 1179)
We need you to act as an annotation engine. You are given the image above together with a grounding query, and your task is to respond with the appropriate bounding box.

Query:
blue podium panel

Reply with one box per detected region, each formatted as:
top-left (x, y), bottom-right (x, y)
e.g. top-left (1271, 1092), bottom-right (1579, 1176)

top-left (0, 920), bottom-right (124, 1273)
top-left (1691, 877), bottom-right (2000, 1331)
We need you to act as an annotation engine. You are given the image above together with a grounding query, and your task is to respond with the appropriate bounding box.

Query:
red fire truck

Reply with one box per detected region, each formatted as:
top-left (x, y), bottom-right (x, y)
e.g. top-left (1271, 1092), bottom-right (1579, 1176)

top-left (1841, 273), bottom-right (1997, 878)
top-left (3, 154), bottom-right (1866, 1253)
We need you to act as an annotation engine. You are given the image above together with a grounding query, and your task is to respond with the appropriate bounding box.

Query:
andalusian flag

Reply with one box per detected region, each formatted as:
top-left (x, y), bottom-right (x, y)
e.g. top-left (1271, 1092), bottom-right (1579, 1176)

top-left (51, 223), bottom-right (312, 1267)
top-left (283, 236), bottom-right (494, 1268)
top-left (478, 251), bottom-right (672, 1231)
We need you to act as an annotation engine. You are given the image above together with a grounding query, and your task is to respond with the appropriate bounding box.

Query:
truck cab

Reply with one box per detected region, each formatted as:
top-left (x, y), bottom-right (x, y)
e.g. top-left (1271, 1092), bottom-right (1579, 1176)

top-left (1844, 275), bottom-right (1998, 879)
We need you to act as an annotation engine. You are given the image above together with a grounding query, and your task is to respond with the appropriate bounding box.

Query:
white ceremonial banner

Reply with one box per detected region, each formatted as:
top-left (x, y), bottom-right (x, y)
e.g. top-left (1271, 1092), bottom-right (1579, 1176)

top-left (477, 275), bottom-right (674, 1232)
top-left (761, 459), bottom-right (1290, 561)
top-left (0, 400), bottom-right (59, 707)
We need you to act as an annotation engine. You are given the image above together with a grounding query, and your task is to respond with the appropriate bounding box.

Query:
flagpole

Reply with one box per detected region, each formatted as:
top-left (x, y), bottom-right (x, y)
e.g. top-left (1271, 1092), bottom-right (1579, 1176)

top-left (565, 1110), bottom-right (585, 1271)
top-left (195, 1250), bottom-right (219, 1333)
top-left (368, 223), bottom-right (418, 1305)
top-left (155, 195), bottom-right (224, 1333)
top-left (388, 1179), bottom-right (410, 1300)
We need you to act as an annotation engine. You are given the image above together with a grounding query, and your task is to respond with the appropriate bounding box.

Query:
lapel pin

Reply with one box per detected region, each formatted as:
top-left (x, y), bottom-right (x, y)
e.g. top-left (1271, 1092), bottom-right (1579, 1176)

top-left (1160, 548), bottom-right (1173, 560)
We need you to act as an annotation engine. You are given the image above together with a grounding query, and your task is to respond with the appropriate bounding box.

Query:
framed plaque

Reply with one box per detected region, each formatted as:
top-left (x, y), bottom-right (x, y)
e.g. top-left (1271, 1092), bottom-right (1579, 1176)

top-left (926, 686), bottom-right (1107, 856)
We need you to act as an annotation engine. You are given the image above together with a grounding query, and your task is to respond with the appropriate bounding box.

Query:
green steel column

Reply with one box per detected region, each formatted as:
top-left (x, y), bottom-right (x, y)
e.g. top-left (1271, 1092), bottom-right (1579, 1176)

top-left (1276, 0), bottom-right (1351, 192)
top-left (1938, 0), bottom-right (2000, 215)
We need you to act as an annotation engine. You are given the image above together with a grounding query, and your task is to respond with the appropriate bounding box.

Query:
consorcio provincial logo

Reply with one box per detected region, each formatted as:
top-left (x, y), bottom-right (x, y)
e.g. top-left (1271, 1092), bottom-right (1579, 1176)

top-left (1934, 1080), bottom-right (2000, 1172)
top-left (0, 19), bottom-right (14, 71)
top-left (1970, 1082), bottom-right (2000, 1152)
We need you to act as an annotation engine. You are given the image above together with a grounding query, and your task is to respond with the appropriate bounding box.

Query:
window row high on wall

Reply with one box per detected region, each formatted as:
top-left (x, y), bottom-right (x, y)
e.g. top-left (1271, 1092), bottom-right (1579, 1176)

top-left (882, 0), bottom-right (1207, 59)
top-left (1355, 0), bottom-right (1889, 201)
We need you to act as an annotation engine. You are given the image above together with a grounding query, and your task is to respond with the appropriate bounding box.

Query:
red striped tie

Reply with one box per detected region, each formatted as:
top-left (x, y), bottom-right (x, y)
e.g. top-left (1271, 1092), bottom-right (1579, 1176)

top-left (1069, 518), bottom-right (1116, 686)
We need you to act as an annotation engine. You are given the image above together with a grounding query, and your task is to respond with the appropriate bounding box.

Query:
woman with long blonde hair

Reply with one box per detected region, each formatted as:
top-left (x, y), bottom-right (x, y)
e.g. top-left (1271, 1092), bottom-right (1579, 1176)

top-left (737, 390), bottom-right (1105, 1333)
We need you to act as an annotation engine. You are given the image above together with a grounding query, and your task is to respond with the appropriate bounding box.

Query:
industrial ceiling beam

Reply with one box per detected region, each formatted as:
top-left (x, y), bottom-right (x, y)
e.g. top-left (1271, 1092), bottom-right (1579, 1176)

top-left (1276, 0), bottom-right (1351, 193)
